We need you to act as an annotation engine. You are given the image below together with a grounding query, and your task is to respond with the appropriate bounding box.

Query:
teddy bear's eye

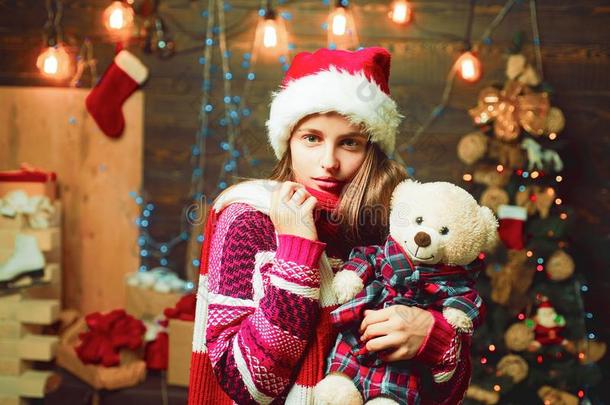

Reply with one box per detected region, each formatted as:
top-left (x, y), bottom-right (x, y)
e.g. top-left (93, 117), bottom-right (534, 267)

top-left (440, 226), bottom-right (449, 235)
top-left (415, 216), bottom-right (423, 225)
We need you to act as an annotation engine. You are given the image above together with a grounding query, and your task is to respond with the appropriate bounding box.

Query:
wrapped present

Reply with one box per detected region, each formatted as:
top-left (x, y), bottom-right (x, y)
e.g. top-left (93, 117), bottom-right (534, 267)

top-left (0, 163), bottom-right (58, 201)
top-left (56, 312), bottom-right (147, 390)
top-left (164, 293), bottom-right (195, 386)
top-left (167, 318), bottom-right (194, 387)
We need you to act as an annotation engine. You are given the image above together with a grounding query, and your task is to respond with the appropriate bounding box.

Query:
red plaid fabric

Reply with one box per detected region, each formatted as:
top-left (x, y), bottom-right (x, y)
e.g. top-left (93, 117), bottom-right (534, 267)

top-left (326, 236), bottom-right (484, 404)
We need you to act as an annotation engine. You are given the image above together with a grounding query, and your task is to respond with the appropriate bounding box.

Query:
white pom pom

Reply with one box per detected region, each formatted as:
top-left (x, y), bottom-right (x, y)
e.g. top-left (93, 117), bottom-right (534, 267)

top-left (332, 270), bottom-right (364, 304)
top-left (314, 373), bottom-right (363, 405)
top-left (443, 307), bottom-right (474, 333)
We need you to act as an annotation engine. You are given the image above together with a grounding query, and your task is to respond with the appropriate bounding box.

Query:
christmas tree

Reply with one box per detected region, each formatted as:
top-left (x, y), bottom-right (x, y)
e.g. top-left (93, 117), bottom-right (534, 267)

top-left (458, 53), bottom-right (606, 404)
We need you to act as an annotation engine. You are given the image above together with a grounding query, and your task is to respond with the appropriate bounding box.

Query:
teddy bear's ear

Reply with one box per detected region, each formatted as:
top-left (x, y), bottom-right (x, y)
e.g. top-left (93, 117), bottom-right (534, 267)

top-left (391, 179), bottom-right (420, 203)
top-left (479, 205), bottom-right (500, 252)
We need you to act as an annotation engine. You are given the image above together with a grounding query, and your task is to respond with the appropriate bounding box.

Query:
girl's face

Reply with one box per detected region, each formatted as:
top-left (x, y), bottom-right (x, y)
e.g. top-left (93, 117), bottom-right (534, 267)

top-left (289, 112), bottom-right (369, 193)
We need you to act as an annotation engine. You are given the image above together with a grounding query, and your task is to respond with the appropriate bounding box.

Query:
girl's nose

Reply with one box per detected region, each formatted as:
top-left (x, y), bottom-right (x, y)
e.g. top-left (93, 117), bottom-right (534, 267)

top-left (320, 145), bottom-right (339, 170)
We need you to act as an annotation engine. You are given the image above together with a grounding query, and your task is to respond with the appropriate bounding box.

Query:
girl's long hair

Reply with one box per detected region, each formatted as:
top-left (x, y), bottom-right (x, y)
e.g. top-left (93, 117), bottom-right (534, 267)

top-left (269, 141), bottom-right (407, 246)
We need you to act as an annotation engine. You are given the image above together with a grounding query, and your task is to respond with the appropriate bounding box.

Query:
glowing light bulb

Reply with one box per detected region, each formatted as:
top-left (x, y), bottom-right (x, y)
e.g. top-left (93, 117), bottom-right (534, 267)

top-left (455, 51), bottom-right (482, 82)
top-left (389, 1), bottom-right (412, 24)
top-left (263, 20), bottom-right (278, 48)
top-left (103, 1), bottom-right (134, 34)
top-left (36, 44), bottom-right (72, 80)
top-left (332, 12), bottom-right (347, 35)
top-left (463, 173), bottom-right (472, 182)
top-left (496, 164), bottom-right (504, 172)
top-left (488, 344), bottom-right (496, 352)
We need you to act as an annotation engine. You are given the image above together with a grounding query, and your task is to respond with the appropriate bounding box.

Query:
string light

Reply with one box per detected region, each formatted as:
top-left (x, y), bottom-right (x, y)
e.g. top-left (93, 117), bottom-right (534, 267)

top-left (549, 132), bottom-right (557, 140)
top-left (463, 173), bottom-right (473, 181)
top-left (256, 1), bottom-right (289, 57)
top-left (103, 0), bottom-right (134, 40)
top-left (493, 385), bottom-right (501, 392)
top-left (488, 344), bottom-right (496, 352)
top-left (496, 164), bottom-right (504, 172)
top-left (560, 212), bottom-right (568, 220)
top-left (555, 198), bottom-right (562, 205)
top-left (389, 0), bottom-right (412, 25)
top-left (555, 175), bottom-right (563, 182)
top-left (455, 51), bottom-right (482, 82)
top-left (37, 44), bottom-right (72, 79)
top-left (480, 356), bottom-right (487, 364)
top-left (327, 0), bottom-right (359, 50)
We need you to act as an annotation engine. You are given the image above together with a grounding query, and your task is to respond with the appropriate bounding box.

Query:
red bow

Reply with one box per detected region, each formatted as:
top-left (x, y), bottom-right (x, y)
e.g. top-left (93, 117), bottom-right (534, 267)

top-left (75, 309), bottom-right (146, 367)
top-left (163, 293), bottom-right (196, 321)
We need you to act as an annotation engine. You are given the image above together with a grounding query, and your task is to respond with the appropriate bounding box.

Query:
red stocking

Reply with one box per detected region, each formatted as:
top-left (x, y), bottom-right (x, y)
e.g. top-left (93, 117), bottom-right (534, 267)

top-left (497, 204), bottom-right (528, 250)
top-left (85, 50), bottom-right (148, 138)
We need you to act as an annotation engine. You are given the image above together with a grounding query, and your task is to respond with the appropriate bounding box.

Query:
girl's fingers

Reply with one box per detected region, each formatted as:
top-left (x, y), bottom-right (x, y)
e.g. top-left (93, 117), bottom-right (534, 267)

top-left (359, 308), bottom-right (391, 333)
top-left (290, 187), bottom-right (309, 206)
top-left (365, 333), bottom-right (403, 353)
top-left (301, 195), bottom-right (318, 212)
top-left (280, 182), bottom-right (304, 203)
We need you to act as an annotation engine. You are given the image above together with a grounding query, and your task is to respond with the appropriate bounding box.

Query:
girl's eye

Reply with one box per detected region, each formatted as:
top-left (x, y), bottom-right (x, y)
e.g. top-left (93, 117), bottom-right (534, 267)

top-left (440, 227), bottom-right (449, 235)
top-left (303, 134), bottom-right (320, 143)
top-left (415, 216), bottom-right (423, 225)
top-left (342, 139), bottom-right (359, 148)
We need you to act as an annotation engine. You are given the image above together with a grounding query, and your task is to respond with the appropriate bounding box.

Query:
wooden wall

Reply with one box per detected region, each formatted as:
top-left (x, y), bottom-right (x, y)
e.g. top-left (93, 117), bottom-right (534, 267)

top-left (0, 87), bottom-right (143, 314)
top-left (0, 0), bottom-right (609, 347)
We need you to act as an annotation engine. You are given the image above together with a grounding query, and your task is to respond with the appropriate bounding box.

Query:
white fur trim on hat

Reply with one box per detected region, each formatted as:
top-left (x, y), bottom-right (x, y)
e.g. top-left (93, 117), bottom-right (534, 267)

top-left (265, 66), bottom-right (403, 159)
top-left (115, 50), bottom-right (149, 84)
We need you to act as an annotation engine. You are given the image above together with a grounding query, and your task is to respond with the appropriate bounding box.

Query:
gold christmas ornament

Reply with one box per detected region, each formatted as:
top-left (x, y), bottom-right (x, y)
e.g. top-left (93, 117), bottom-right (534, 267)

top-left (566, 339), bottom-right (608, 364)
top-left (537, 386), bottom-right (579, 405)
top-left (496, 354), bottom-right (529, 383)
top-left (480, 186), bottom-right (510, 214)
top-left (506, 54), bottom-right (527, 80)
top-left (486, 250), bottom-right (534, 306)
top-left (545, 107), bottom-right (566, 135)
top-left (545, 250), bottom-right (575, 281)
top-left (515, 185), bottom-right (556, 219)
top-left (473, 165), bottom-right (512, 188)
top-left (506, 53), bottom-right (541, 86)
top-left (466, 385), bottom-right (500, 405)
top-left (457, 131), bottom-right (489, 165)
top-left (469, 80), bottom-right (550, 141)
top-left (488, 138), bottom-right (527, 169)
top-left (505, 322), bottom-right (535, 351)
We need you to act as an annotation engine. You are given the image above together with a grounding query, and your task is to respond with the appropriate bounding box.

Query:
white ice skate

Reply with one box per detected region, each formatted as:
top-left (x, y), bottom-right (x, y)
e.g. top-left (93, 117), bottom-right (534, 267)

top-left (0, 233), bottom-right (46, 289)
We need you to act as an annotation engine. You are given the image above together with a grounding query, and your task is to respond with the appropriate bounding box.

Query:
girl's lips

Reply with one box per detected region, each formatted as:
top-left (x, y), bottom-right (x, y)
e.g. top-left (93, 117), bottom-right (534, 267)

top-left (312, 178), bottom-right (345, 191)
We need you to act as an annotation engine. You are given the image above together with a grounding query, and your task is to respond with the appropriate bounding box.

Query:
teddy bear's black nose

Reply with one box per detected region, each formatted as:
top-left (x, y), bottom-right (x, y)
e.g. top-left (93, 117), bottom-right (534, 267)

top-left (414, 231), bottom-right (431, 248)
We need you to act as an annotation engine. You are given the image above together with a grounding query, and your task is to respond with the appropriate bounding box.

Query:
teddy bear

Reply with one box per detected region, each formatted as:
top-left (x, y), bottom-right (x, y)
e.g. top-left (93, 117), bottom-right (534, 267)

top-left (314, 179), bottom-right (499, 405)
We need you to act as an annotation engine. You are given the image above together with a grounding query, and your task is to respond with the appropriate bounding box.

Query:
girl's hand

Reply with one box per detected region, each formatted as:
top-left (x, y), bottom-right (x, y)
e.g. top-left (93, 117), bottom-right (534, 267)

top-left (359, 305), bottom-right (434, 361)
top-left (270, 181), bottom-right (318, 241)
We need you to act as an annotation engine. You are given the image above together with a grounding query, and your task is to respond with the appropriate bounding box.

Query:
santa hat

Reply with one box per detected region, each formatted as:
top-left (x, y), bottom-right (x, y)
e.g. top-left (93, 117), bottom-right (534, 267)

top-left (265, 47), bottom-right (403, 159)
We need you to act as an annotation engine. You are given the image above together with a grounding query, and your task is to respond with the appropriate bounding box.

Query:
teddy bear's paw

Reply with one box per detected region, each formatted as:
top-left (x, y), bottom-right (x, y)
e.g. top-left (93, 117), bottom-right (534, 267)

top-left (443, 307), bottom-right (474, 334)
top-left (332, 270), bottom-right (364, 304)
top-left (314, 373), bottom-right (363, 405)
top-left (365, 397), bottom-right (400, 405)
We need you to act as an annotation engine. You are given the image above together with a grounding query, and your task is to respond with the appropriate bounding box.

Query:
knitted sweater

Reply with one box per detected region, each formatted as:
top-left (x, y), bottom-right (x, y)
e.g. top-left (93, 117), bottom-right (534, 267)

top-left (188, 181), bottom-right (472, 405)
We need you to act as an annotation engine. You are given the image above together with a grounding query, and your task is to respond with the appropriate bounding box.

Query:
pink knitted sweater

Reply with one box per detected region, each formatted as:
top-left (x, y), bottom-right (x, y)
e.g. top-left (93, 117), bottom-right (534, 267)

top-left (188, 184), bottom-right (472, 404)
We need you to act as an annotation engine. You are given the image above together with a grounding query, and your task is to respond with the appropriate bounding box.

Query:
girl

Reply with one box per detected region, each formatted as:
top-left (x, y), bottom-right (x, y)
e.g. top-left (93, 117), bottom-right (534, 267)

top-left (189, 47), bottom-right (475, 404)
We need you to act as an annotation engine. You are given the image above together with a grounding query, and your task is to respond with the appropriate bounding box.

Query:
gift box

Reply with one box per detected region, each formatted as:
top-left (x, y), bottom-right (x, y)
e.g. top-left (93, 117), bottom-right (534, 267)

top-left (167, 318), bottom-right (194, 387)
top-left (126, 285), bottom-right (184, 320)
top-left (56, 316), bottom-right (147, 390)
top-left (0, 163), bottom-right (57, 201)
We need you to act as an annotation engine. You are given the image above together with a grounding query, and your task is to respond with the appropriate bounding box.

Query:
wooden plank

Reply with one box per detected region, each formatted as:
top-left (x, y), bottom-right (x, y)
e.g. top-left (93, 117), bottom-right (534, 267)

top-left (0, 358), bottom-right (29, 377)
top-left (0, 371), bottom-right (60, 399)
top-left (0, 321), bottom-right (24, 340)
top-left (16, 299), bottom-right (60, 325)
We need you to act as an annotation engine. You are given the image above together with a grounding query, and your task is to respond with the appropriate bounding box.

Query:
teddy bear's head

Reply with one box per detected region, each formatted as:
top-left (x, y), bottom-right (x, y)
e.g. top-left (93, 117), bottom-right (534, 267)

top-left (389, 179), bottom-right (499, 266)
